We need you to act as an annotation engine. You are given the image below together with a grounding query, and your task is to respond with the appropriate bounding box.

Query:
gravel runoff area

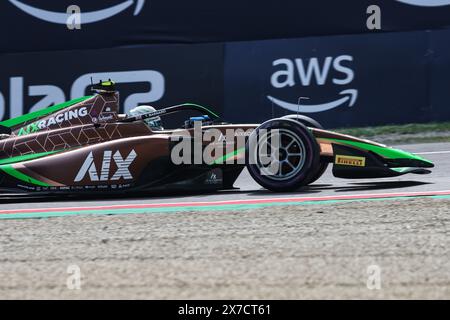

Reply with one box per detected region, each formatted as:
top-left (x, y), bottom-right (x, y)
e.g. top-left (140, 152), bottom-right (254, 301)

top-left (0, 197), bottom-right (449, 299)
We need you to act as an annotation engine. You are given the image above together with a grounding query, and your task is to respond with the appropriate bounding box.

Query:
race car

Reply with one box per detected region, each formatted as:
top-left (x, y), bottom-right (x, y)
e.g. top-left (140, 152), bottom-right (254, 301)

top-left (0, 80), bottom-right (434, 193)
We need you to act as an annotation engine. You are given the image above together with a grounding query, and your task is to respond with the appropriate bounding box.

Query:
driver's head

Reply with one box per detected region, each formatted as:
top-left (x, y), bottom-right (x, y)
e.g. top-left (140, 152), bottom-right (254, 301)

top-left (129, 105), bottom-right (164, 131)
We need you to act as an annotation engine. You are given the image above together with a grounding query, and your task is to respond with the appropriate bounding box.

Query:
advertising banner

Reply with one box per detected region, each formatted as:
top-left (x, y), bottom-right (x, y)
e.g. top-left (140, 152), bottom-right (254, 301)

top-left (2, 29), bottom-right (450, 128)
top-left (224, 31), bottom-right (433, 127)
top-left (1, 0), bottom-right (450, 54)
top-left (0, 43), bottom-right (224, 128)
top-left (429, 29), bottom-right (450, 122)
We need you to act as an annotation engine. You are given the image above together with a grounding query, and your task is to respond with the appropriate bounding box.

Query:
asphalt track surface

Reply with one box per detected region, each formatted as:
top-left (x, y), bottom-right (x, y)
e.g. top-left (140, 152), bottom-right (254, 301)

top-left (0, 142), bottom-right (449, 299)
top-left (0, 142), bottom-right (449, 211)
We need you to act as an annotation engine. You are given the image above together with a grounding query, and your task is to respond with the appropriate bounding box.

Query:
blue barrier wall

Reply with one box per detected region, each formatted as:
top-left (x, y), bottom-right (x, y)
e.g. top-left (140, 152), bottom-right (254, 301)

top-left (0, 44), bottom-right (224, 128)
top-left (223, 31), bottom-right (433, 127)
top-left (1, 29), bottom-right (450, 128)
top-left (2, 0), bottom-right (450, 54)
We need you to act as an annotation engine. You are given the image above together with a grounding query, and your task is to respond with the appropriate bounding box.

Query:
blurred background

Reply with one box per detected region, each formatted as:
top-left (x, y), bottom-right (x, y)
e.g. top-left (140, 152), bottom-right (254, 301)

top-left (1, 0), bottom-right (450, 129)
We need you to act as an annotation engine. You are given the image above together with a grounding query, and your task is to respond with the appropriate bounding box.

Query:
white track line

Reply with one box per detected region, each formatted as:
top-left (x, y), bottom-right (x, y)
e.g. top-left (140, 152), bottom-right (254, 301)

top-left (414, 150), bottom-right (450, 155)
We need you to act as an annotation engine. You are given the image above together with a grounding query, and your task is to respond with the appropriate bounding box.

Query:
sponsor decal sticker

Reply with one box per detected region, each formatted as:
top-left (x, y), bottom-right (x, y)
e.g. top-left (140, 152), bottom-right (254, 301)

top-left (205, 170), bottom-right (222, 185)
top-left (267, 55), bottom-right (358, 113)
top-left (17, 107), bottom-right (88, 136)
top-left (98, 114), bottom-right (114, 122)
top-left (335, 155), bottom-right (366, 167)
top-left (75, 149), bottom-right (137, 182)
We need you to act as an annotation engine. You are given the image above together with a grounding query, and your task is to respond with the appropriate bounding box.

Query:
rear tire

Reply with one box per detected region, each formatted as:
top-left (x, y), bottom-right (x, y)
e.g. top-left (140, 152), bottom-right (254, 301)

top-left (246, 118), bottom-right (320, 192)
top-left (281, 114), bottom-right (329, 184)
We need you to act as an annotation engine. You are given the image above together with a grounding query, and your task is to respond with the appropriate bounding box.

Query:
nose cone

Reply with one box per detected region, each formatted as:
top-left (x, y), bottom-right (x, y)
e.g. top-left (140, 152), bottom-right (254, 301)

top-left (386, 148), bottom-right (434, 168)
top-left (415, 157), bottom-right (434, 168)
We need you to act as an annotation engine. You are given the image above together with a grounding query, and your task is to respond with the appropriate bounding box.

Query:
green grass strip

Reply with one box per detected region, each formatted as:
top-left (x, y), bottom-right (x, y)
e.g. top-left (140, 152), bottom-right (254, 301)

top-left (335, 122), bottom-right (450, 137)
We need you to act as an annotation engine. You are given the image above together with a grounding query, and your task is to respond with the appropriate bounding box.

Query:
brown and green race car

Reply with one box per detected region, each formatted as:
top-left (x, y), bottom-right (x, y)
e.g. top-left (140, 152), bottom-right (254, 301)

top-left (0, 81), bottom-right (434, 194)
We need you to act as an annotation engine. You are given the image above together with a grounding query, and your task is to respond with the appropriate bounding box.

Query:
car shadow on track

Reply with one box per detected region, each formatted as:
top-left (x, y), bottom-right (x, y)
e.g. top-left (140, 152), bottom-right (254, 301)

top-left (0, 187), bottom-right (322, 204)
top-left (0, 189), bottom-right (235, 204)
top-left (0, 181), bottom-right (433, 204)
top-left (321, 180), bottom-right (431, 192)
top-left (247, 180), bottom-right (432, 196)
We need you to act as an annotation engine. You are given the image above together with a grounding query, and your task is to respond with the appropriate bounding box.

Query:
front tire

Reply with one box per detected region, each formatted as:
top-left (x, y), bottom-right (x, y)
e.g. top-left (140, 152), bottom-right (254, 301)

top-left (281, 114), bottom-right (329, 184)
top-left (246, 118), bottom-right (320, 192)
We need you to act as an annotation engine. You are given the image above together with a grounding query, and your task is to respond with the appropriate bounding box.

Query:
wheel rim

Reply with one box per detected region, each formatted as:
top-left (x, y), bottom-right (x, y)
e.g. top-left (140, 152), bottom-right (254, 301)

top-left (253, 128), bottom-right (307, 181)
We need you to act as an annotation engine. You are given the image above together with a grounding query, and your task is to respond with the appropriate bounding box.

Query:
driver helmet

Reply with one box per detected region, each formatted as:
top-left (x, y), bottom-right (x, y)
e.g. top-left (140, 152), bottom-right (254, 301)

top-left (128, 105), bottom-right (164, 131)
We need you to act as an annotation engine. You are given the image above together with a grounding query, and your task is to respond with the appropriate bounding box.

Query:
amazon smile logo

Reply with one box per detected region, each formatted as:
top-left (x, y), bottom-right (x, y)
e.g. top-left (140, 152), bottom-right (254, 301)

top-left (267, 55), bottom-right (358, 113)
top-left (8, 0), bottom-right (146, 25)
top-left (396, 0), bottom-right (450, 7)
